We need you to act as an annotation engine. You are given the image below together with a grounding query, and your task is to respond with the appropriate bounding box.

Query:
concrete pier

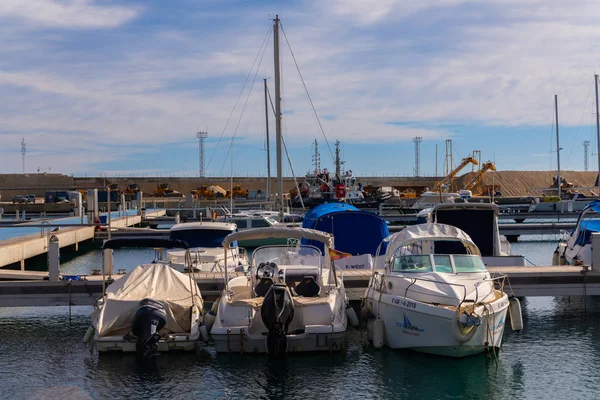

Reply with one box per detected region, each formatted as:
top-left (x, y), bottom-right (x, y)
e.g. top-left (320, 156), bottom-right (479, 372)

top-left (0, 210), bottom-right (166, 269)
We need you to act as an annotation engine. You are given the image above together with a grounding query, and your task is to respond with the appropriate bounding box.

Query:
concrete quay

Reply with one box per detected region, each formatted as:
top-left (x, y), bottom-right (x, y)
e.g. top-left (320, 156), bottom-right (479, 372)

top-left (0, 210), bottom-right (166, 269)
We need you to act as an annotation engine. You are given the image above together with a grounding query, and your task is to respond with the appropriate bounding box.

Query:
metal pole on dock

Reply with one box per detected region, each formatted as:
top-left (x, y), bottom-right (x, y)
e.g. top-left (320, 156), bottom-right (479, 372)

top-left (555, 94), bottom-right (561, 199)
top-left (595, 74), bottom-right (600, 185)
top-left (106, 186), bottom-right (111, 240)
top-left (273, 15), bottom-right (284, 221)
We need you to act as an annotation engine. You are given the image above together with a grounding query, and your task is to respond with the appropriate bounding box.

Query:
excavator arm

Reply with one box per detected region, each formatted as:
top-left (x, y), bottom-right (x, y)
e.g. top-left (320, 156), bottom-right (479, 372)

top-left (464, 161), bottom-right (496, 192)
top-left (435, 156), bottom-right (479, 192)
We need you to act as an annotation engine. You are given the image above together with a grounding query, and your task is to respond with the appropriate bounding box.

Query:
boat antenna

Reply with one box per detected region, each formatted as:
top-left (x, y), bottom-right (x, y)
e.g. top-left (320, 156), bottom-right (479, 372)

top-left (595, 74), bottom-right (600, 186)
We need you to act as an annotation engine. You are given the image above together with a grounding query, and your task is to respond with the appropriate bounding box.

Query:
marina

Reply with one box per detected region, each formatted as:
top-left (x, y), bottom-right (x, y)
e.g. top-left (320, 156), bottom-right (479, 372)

top-left (4, 4), bottom-right (600, 399)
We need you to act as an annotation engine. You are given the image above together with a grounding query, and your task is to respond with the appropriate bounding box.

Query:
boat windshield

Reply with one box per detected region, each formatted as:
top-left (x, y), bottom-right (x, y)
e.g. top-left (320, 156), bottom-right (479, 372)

top-left (253, 245), bottom-right (321, 268)
top-left (391, 255), bottom-right (433, 273)
top-left (453, 255), bottom-right (486, 272)
top-left (391, 254), bottom-right (486, 273)
top-left (170, 229), bottom-right (235, 248)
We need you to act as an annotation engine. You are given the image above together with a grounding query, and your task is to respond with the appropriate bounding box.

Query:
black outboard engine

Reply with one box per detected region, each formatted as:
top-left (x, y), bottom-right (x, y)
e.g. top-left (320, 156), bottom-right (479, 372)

top-left (132, 298), bottom-right (168, 360)
top-left (260, 284), bottom-right (295, 356)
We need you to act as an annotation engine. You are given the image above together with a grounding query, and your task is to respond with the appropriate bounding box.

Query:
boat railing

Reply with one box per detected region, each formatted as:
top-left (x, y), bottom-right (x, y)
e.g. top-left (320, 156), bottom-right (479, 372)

top-left (372, 271), bottom-right (506, 307)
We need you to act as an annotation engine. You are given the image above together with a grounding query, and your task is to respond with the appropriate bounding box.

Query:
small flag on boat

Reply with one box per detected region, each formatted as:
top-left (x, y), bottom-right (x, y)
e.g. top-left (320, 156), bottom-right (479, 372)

top-left (329, 248), bottom-right (352, 260)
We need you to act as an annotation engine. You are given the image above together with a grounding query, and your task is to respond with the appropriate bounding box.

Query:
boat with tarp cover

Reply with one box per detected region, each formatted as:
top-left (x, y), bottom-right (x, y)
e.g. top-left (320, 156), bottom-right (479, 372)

top-left (301, 203), bottom-right (390, 270)
top-left (554, 200), bottom-right (600, 266)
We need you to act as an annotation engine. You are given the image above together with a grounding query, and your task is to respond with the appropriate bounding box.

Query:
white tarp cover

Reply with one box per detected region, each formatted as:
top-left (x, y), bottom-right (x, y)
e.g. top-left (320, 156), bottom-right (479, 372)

top-left (222, 227), bottom-right (333, 249)
top-left (92, 264), bottom-right (203, 337)
top-left (385, 223), bottom-right (481, 261)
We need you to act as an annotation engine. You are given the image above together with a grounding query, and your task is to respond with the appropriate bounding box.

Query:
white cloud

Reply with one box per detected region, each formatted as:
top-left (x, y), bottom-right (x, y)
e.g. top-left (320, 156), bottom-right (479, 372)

top-left (0, 0), bottom-right (141, 28)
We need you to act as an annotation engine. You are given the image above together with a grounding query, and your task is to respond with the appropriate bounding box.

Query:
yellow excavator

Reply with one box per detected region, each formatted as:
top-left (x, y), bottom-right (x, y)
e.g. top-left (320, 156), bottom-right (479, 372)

top-left (153, 183), bottom-right (183, 197)
top-left (463, 161), bottom-right (496, 194)
top-left (434, 156), bottom-right (479, 192)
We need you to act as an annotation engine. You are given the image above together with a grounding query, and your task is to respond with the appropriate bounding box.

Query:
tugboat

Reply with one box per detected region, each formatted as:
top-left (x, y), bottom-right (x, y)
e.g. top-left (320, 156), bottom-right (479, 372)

top-left (290, 140), bottom-right (389, 209)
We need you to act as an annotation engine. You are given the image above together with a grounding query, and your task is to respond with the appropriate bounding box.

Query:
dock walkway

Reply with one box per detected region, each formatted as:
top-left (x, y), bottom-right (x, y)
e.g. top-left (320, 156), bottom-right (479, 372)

top-left (0, 265), bottom-right (596, 307)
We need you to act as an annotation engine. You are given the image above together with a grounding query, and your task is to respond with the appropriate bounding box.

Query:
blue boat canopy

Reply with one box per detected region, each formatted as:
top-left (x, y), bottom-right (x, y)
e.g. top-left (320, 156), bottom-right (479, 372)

top-left (301, 203), bottom-right (390, 255)
top-left (573, 201), bottom-right (600, 246)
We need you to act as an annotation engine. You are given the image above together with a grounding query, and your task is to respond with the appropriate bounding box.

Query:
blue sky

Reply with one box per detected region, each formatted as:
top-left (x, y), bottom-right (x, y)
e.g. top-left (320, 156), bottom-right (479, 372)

top-left (2, 0), bottom-right (600, 178)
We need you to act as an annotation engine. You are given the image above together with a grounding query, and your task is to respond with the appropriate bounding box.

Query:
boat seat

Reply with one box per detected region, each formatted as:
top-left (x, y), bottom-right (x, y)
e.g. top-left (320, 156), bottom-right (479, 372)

top-left (254, 277), bottom-right (274, 297)
top-left (284, 268), bottom-right (319, 288)
top-left (294, 276), bottom-right (320, 297)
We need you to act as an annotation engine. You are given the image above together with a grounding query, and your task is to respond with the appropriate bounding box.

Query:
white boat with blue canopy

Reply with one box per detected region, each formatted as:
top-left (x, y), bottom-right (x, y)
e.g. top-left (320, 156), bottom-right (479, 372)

top-left (364, 223), bottom-right (517, 357)
top-left (210, 227), bottom-right (348, 355)
top-left (554, 200), bottom-right (600, 266)
top-left (301, 203), bottom-right (390, 270)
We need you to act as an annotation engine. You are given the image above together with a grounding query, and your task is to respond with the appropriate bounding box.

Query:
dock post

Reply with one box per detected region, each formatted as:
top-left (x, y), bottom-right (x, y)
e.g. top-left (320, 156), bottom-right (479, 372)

top-left (136, 191), bottom-right (143, 215)
top-left (175, 212), bottom-right (180, 225)
top-left (15, 210), bottom-right (19, 220)
top-left (48, 235), bottom-right (60, 281)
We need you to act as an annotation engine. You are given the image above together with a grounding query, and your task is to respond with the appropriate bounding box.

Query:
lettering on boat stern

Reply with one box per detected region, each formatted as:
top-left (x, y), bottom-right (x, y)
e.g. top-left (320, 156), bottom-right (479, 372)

top-left (396, 314), bottom-right (425, 336)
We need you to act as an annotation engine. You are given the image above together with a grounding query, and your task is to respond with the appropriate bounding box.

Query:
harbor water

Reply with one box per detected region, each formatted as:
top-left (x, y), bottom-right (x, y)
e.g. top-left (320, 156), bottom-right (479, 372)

top-left (1, 239), bottom-right (599, 399)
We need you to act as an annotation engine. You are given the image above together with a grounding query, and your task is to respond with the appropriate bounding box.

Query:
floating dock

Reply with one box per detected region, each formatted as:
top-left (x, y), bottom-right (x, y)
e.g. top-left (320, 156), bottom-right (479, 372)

top-left (0, 265), bottom-right (596, 307)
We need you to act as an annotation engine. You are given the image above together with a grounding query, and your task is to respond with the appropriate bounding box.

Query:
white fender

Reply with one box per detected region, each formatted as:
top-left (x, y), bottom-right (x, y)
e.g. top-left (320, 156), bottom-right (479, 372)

top-left (373, 319), bottom-right (384, 349)
top-left (347, 306), bottom-right (359, 328)
top-left (83, 326), bottom-right (95, 343)
top-left (204, 311), bottom-right (216, 333)
top-left (367, 318), bottom-right (374, 341)
top-left (509, 297), bottom-right (523, 331)
top-left (451, 312), bottom-right (478, 344)
top-left (199, 324), bottom-right (210, 342)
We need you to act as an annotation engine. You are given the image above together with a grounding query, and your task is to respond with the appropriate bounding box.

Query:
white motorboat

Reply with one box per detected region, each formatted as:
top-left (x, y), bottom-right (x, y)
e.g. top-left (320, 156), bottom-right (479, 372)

top-left (210, 227), bottom-right (348, 355)
top-left (88, 239), bottom-right (205, 360)
top-left (364, 223), bottom-right (517, 357)
top-left (553, 200), bottom-right (600, 266)
top-left (166, 221), bottom-right (249, 272)
top-left (216, 212), bottom-right (290, 247)
top-left (410, 191), bottom-right (459, 211)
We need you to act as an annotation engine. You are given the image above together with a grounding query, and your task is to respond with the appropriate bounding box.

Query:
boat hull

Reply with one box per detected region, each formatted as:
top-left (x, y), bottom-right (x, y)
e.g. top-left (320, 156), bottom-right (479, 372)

top-left (211, 329), bottom-right (346, 354)
top-left (96, 332), bottom-right (199, 353)
top-left (368, 292), bottom-right (509, 357)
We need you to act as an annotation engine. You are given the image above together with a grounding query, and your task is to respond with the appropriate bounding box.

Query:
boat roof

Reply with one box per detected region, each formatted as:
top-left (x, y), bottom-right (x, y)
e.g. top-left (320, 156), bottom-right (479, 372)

top-left (301, 203), bottom-right (389, 256)
top-left (584, 200), bottom-right (600, 214)
top-left (222, 227), bottom-right (333, 249)
top-left (170, 221), bottom-right (237, 232)
top-left (384, 223), bottom-right (481, 260)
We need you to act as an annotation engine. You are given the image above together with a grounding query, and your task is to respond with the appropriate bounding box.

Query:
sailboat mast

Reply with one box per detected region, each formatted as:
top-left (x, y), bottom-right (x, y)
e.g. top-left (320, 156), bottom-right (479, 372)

top-left (264, 78), bottom-right (271, 204)
top-left (555, 94), bottom-right (561, 198)
top-left (273, 16), bottom-right (284, 220)
top-left (595, 74), bottom-right (600, 185)
top-left (335, 140), bottom-right (341, 179)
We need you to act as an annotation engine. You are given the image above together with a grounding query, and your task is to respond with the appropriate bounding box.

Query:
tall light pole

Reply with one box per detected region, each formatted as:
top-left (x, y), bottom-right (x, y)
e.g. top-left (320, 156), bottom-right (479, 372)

top-left (196, 131), bottom-right (208, 177)
top-left (21, 138), bottom-right (26, 174)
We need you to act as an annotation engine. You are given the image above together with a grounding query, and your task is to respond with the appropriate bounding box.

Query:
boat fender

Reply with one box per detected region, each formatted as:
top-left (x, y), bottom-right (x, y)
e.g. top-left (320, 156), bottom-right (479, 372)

top-left (509, 297), bottom-right (523, 331)
top-left (552, 248), bottom-right (560, 266)
top-left (373, 319), bottom-right (384, 349)
top-left (204, 311), bottom-right (216, 333)
top-left (367, 318), bottom-right (375, 341)
top-left (83, 326), bottom-right (95, 343)
top-left (199, 324), bottom-right (210, 342)
top-left (346, 305), bottom-right (359, 328)
top-left (451, 313), bottom-right (478, 344)
top-left (360, 303), bottom-right (371, 321)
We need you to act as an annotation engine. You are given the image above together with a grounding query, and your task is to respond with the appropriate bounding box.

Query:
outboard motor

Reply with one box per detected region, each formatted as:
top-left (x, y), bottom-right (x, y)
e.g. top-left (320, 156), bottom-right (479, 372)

top-left (132, 298), bottom-right (168, 360)
top-left (260, 284), bottom-right (295, 356)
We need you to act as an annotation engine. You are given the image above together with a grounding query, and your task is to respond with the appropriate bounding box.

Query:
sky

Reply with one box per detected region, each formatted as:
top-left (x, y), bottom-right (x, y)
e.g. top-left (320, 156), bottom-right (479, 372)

top-left (2, 0), bottom-right (600, 178)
